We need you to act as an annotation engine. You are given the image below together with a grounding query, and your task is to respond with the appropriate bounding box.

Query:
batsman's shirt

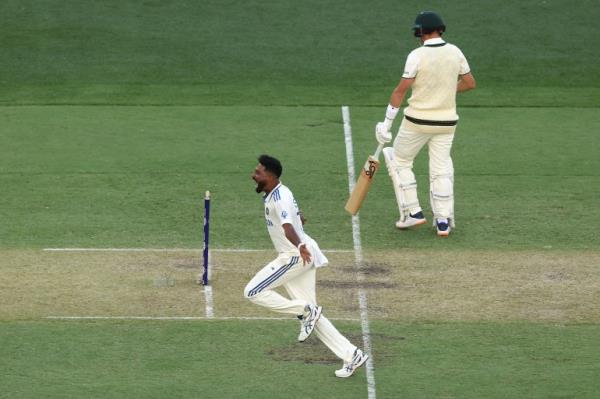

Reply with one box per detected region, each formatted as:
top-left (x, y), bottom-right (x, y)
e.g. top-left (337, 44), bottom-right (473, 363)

top-left (402, 37), bottom-right (470, 123)
top-left (263, 183), bottom-right (328, 267)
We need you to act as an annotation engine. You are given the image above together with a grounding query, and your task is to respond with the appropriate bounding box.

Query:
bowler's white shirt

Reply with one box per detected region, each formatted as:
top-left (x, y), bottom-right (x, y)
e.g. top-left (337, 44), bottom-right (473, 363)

top-left (263, 183), bottom-right (307, 254)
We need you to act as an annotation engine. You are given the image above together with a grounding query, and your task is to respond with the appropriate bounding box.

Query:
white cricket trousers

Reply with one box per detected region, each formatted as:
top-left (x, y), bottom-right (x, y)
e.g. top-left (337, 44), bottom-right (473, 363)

top-left (244, 253), bottom-right (357, 363)
top-left (393, 123), bottom-right (455, 220)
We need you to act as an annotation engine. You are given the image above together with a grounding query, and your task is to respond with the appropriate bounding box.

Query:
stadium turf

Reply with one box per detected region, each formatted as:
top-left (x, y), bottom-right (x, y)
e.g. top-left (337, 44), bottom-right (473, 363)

top-left (1, 0), bottom-right (599, 398)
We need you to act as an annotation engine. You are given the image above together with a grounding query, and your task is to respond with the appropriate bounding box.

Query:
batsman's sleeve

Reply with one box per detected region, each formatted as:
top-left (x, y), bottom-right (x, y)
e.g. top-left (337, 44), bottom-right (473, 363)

top-left (458, 49), bottom-right (471, 75)
top-left (402, 51), bottom-right (419, 79)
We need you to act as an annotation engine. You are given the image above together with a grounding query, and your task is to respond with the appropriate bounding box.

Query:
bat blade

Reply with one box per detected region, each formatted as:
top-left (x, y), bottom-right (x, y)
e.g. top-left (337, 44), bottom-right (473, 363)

top-left (344, 155), bottom-right (381, 215)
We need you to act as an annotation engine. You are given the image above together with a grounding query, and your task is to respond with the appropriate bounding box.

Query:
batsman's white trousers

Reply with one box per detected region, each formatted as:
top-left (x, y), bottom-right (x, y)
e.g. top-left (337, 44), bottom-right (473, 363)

top-left (244, 253), bottom-right (357, 363)
top-left (393, 120), bottom-right (455, 220)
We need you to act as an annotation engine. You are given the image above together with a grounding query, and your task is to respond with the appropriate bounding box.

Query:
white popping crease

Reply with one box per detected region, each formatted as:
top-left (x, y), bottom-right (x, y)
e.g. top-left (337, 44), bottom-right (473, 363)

top-left (341, 105), bottom-right (377, 399)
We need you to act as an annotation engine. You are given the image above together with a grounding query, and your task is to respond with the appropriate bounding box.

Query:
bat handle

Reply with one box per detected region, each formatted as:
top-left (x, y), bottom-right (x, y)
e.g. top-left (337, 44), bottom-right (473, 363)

top-left (373, 143), bottom-right (384, 160)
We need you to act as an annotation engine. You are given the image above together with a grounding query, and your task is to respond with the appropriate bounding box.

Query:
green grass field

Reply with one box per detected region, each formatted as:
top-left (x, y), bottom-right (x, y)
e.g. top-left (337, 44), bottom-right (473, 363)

top-left (1, 0), bottom-right (599, 398)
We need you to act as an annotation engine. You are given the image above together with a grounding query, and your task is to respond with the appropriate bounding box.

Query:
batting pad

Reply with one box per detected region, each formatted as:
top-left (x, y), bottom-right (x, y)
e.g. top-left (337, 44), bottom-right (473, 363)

top-left (383, 147), bottom-right (420, 222)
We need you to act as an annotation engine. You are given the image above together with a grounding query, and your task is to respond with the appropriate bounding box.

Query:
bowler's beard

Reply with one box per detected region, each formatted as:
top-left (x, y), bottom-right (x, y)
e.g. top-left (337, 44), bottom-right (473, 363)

top-left (255, 181), bottom-right (265, 193)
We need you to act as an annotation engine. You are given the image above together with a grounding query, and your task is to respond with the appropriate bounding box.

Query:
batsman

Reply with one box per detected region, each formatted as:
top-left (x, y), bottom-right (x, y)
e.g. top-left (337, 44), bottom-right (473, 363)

top-left (376, 11), bottom-right (476, 236)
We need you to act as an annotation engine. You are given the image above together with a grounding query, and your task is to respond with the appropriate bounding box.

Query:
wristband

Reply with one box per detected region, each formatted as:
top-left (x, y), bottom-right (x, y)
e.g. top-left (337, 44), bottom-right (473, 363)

top-left (385, 104), bottom-right (399, 121)
top-left (297, 242), bottom-right (306, 249)
top-left (382, 118), bottom-right (393, 131)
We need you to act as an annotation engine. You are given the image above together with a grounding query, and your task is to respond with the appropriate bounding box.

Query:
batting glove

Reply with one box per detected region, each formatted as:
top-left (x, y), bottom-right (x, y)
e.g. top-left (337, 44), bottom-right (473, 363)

top-left (375, 121), bottom-right (392, 145)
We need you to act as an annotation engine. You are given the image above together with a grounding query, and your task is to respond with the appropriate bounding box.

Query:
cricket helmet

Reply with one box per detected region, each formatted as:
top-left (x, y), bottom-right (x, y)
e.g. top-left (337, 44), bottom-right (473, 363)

top-left (413, 11), bottom-right (446, 37)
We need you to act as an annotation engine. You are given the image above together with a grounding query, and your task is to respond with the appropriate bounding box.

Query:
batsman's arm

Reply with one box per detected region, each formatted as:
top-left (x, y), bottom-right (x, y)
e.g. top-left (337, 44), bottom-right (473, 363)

top-left (457, 72), bottom-right (476, 92)
top-left (389, 78), bottom-right (414, 108)
top-left (282, 223), bottom-right (311, 264)
top-left (377, 78), bottom-right (414, 138)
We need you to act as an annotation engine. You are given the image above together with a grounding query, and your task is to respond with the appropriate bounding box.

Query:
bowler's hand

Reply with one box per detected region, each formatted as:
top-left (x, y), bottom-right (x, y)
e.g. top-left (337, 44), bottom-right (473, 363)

top-left (299, 244), bottom-right (312, 265)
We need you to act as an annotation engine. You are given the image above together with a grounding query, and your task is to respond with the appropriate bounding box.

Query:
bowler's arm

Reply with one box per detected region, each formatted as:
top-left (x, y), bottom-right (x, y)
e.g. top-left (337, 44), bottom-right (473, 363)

top-left (282, 223), bottom-right (311, 264)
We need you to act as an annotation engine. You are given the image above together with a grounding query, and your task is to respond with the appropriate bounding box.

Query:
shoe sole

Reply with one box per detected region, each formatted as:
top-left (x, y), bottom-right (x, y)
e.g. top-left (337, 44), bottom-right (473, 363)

top-left (298, 306), bottom-right (322, 342)
top-left (396, 219), bottom-right (427, 230)
top-left (335, 354), bottom-right (369, 378)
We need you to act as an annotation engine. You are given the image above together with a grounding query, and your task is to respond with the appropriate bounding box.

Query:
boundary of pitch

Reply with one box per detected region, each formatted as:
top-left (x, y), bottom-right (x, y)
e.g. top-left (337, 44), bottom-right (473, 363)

top-left (45, 316), bottom-right (360, 321)
top-left (42, 248), bottom-right (352, 253)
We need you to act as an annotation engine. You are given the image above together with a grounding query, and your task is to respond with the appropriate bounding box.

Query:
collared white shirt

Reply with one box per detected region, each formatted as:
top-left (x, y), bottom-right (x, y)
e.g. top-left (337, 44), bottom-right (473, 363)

top-left (263, 183), bottom-right (306, 254)
top-left (401, 37), bottom-right (471, 122)
top-left (402, 38), bottom-right (470, 79)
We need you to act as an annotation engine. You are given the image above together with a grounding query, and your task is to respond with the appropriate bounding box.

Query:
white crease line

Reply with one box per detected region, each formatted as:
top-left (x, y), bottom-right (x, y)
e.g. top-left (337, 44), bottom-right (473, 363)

top-left (42, 248), bottom-right (352, 253)
top-left (45, 316), bottom-right (360, 321)
top-left (203, 285), bottom-right (214, 318)
top-left (342, 105), bottom-right (376, 399)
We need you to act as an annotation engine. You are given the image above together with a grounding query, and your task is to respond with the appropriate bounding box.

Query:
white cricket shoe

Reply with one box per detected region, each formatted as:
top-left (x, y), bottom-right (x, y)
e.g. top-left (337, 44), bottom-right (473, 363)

top-left (395, 211), bottom-right (427, 229)
top-left (297, 304), bottom-right (322, 342)
top-left (335, 348), bottom-right (368, 378)
top-left (436, 218), bottom-right (451, 237)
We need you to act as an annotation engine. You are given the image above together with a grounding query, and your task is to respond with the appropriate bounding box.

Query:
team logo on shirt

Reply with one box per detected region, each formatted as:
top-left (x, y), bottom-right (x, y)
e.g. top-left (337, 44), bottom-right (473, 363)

top-left (281, 210), bottom-right (288, 219)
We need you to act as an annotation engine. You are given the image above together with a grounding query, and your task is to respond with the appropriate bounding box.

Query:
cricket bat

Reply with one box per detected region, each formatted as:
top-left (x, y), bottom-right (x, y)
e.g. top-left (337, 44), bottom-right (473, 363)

top-left (345, 143), bottom-right (384, 215)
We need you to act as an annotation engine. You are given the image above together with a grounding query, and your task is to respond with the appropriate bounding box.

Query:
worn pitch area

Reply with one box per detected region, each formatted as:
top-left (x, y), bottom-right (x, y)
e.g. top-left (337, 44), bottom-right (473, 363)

top-left (2, 249), bottom-right (598, 323)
